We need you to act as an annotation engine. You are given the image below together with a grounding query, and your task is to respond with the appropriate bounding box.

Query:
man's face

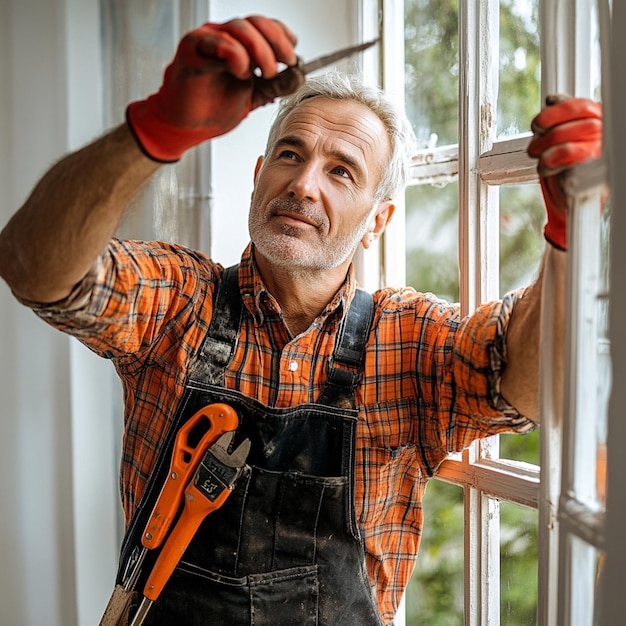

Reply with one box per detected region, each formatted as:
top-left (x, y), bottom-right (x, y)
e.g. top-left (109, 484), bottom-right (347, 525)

top-left (248, 97), bottom-right (393, 273)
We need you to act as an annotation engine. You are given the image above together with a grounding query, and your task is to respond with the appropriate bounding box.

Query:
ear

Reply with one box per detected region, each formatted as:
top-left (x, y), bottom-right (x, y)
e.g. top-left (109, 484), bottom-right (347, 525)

top-left (253, 156), bottom-right (264, 183)
top-left (361, 201), bottom-right (395, 249)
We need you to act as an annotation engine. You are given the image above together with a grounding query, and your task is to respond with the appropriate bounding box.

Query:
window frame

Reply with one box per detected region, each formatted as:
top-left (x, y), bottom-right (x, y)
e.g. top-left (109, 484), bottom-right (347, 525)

top-left (370, 1), bottom-right (612, 624)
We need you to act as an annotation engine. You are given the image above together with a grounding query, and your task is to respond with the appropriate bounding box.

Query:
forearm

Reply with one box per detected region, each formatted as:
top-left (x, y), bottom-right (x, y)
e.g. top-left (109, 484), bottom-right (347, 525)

top-left (0, 124), bottom-right (160, 303)
top-left (500, 245), bottom-right (566, 422)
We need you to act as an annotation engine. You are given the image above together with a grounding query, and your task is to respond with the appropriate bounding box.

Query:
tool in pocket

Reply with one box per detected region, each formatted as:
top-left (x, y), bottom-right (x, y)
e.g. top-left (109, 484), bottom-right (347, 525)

top-left (99, 403), bottom-right (245, 626)
top-left (129, 430), bottom-right (251, 626)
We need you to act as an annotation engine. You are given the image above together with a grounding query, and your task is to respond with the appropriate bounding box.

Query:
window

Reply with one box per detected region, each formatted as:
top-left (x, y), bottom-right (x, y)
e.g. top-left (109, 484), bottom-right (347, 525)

top-left (369, 0), bottom-right (611, 624)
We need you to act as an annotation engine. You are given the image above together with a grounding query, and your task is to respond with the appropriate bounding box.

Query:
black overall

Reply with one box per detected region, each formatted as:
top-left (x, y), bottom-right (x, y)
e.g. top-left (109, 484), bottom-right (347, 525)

top-left (117, 266), bottom-right (384, 625)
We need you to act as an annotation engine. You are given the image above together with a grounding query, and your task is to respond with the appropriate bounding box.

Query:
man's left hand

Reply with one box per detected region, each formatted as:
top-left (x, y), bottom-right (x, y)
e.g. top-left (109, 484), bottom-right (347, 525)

top-left (527, 96), bottom-right (603, 250)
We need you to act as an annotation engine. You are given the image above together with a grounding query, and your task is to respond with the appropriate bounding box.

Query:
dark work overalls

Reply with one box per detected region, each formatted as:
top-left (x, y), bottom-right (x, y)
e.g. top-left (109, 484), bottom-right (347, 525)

top-left (117, 266), bottom-right (384, 625)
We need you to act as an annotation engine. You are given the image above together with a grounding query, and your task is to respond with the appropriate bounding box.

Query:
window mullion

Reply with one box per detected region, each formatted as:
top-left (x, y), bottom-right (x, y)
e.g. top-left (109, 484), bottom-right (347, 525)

top-left (459, 1), bottom-right (500, 624)
top-left (465, 487), bottom-right (500, 626)
top-left (537, 0), bottom-right (582, 623)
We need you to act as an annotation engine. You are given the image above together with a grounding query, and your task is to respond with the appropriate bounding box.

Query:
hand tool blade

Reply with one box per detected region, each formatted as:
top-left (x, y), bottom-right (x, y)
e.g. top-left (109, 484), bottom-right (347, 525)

top-left (299, 39), bottom-right (379, 75)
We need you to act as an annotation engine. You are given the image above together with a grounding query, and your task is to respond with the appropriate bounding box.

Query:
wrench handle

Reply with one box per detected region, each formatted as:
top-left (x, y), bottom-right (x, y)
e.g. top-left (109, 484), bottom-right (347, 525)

top-left (142, 483), bottom-right (231, 602)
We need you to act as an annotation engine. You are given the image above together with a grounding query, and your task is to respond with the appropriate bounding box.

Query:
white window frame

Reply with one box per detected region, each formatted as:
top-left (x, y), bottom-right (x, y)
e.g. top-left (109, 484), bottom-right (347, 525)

top-left (370, 1), bottom-right (612, 624)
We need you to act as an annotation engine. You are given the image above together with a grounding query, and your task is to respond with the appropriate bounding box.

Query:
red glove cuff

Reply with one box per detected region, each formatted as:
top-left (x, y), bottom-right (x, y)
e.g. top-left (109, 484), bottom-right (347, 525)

top-left (540, 176), bottom-right (567, 251)
top-left (126, 97), bottom-right (221, 163)
top-left (543, 211), bottom-right (567, 251)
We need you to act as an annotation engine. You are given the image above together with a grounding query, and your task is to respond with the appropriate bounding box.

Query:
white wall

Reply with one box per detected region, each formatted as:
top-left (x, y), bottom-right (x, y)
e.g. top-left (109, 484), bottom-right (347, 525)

top-left (0, 1), bottom-right (359, 625)
top-left (0, 1), bottom-right (78, 624)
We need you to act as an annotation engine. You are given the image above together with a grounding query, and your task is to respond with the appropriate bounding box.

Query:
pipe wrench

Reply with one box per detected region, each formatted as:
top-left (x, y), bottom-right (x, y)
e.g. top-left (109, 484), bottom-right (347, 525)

top-left (129, 431), bottom-right (251, 626)
top-left (99, 403), bottom-right (241, 626)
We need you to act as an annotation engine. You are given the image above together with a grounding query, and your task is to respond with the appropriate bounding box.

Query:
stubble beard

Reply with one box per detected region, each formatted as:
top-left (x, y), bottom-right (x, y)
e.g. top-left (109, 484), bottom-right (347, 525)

top-left (248, 196), bottom-right (372, 273)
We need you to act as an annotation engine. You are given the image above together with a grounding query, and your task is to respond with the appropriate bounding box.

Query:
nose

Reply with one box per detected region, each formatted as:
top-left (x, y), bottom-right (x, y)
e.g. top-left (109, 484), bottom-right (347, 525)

top-left (286, 162), bottom-right (320, 202)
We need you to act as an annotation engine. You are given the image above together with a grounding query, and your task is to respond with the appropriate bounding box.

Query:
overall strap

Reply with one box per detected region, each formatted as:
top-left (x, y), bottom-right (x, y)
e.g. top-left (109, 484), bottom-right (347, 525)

top-left (316, 288), bottom-right (374, 409)
top-left (188, 264), bottom-right (243, 385)
top-left (195, 263), bottom-right (374, 407)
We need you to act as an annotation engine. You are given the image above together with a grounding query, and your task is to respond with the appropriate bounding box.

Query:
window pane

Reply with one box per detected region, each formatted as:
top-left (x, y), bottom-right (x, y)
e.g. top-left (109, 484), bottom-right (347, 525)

top-left (594, 198), bottom-right (611, 508)
top-left (498, 183), bottom-right (543, 464)
top-left (569, 191), bottom-right (611, 510)
top-left (500, 428), bottom-right (539, 465)
top-left (500, 501), bottom-right (538, 625)
top-left (499, 183), bottom-right (544, 296)
top-left (405, 183), bottom-right (459, 302)
top-left (497, 0), bottom-right (541, 138)
top-left (404, 0), bottom-right (459, 148)
top-left (406, 480), bottom-right (464, 625)
top-left (103, 0), bottom-right (210, 249)
top-left (568, 535), bottom-right (606, 625)
top-left (591, 0), bottom-right (603, 101)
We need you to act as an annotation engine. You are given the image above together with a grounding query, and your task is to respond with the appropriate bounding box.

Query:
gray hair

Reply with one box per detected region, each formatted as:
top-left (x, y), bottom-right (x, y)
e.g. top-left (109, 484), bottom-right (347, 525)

top-left (265, 72), bottom-right (416, 202)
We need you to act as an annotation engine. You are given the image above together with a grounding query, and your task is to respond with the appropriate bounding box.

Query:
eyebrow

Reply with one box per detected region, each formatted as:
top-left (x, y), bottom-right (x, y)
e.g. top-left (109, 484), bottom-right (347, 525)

top-left (274, 135), bottom-right (366, 181)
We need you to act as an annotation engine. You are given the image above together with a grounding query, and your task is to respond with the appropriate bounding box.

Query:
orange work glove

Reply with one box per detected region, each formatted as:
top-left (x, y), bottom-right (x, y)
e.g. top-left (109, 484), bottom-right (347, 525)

top-left (126, 16), bottom-right (305, 163)
top-left (527, 95), bottom-right (603, 250)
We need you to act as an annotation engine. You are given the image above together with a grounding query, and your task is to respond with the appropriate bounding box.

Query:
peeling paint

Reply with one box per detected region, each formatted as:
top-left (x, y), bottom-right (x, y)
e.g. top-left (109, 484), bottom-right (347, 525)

top-left (481, 102), bottom-right (494, 144)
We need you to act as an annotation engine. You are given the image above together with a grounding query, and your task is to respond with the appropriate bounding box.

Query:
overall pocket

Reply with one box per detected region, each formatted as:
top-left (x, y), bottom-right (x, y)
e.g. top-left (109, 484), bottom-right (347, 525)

top-left (147, 562), bottom-right (319, 626)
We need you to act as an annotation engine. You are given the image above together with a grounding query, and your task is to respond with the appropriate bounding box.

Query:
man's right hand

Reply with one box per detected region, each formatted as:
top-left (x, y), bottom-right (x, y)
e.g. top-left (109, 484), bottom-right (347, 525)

top-left (126, 16), bottom-right (305, 163)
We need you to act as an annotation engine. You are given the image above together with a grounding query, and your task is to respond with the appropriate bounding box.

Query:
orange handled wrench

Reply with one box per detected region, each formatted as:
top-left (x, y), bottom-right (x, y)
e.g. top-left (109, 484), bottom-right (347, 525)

top-left (142, 403), bottom-right (239, 550)
top-left (121, 403), bottom-right (239, 593)
top-left (129, 431), bottom-right (251, 626)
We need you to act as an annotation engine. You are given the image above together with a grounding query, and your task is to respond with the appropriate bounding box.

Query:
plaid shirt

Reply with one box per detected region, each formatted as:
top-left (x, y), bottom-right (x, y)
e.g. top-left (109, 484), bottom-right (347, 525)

top-left (30, 238), bottom-right (534, 623)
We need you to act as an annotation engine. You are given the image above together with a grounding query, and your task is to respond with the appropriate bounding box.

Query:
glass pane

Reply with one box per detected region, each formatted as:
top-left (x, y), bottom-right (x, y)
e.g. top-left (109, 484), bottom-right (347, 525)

top-left (404, 0), bottom-right (459, 148)
top-left (405, 183), bottom-right (459, 302)
top-left (497, 0), bottom-right (541, 138)
top-left (499, 183), bottom-right (544, 295)
top-left (500, 428), bottom-right (539, 465)
top-left (591, 0), bottom-right (603, 101)
top-left (500, 501), bottom-right (538, 625)
top-left (568, 535), bottom-right (606, 625)
top-left (594, 197), bottom-right (611, 508)
top-left (499, 183), bottom-right (544, 464)
top-left (406, 480), bottom-right (464, 625)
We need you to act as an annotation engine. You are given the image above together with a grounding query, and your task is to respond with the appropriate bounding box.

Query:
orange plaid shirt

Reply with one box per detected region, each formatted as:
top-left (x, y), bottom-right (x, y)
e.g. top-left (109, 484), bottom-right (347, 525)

top-left (30, 238), bottom-right (534, 623)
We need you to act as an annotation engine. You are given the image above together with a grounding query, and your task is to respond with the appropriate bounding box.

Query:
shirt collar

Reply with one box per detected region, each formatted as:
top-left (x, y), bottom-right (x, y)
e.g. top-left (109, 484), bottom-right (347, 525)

top-left (237, 243), bottom-right (356, 331)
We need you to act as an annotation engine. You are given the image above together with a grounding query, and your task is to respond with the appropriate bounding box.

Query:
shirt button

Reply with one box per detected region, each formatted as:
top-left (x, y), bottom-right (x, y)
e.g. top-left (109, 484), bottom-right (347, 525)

top-left (288, 361), bottom-right (298, 372)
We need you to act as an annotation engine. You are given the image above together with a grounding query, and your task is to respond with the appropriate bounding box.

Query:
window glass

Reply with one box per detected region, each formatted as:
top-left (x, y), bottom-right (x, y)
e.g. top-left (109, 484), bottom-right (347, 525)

top-left (500, 501), bottom-right (538, 625)
top-left (406, 481), bottom-right (464, 625)
top-left (497, 0), bottom-right (541, 138)
top-left (405, 183), bottom-right (459, 302)
top-left (569, 535), bottom-right (606, 624)
top-left (594, 199), bottom-right (611, 508)
top-left (591, 0), bottom-right (603, 101)
top-left (499, 183), bottom-right (544, 295)
top-left (404, 0), bottom-right (459, 148)
top-left (498, 183), bottom-right (544, 464)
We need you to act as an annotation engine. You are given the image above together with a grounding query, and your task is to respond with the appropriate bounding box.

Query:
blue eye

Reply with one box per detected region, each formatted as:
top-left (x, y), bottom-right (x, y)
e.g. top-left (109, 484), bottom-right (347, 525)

top-left (279, 150), bottom-right (298, 160)
top-left (332, 166), bottom-right (351, 178)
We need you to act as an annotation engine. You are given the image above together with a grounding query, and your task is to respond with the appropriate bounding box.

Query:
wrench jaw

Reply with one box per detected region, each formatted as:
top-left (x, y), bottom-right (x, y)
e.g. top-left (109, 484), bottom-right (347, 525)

top-left (194, 432), bottom-right (251, 503)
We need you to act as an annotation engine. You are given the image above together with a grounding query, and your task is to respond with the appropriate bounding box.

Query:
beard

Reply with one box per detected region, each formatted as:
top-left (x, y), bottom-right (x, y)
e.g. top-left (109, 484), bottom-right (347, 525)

top-left (248, 196), bottom-right (373, 273)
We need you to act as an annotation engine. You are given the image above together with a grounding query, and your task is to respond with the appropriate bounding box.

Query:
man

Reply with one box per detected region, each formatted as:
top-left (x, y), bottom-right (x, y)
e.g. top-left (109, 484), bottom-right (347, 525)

top-left (0, 15), bottom-right (602, 626)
